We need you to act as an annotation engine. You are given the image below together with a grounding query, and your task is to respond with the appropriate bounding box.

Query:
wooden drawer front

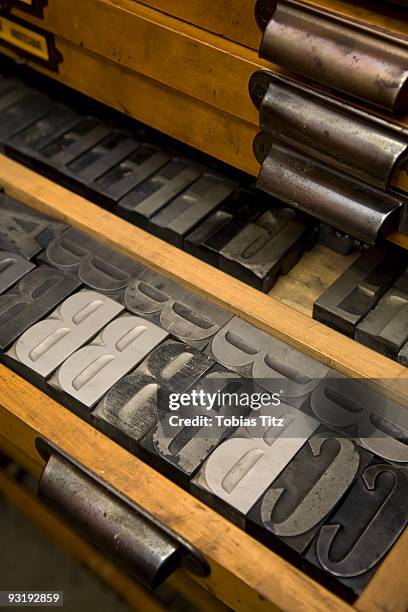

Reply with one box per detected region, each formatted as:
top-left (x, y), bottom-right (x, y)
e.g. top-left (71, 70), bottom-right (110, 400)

top-left (0, 156), bottom-right (408, 612)
top-left (0, 1), bottom-right (406, 190)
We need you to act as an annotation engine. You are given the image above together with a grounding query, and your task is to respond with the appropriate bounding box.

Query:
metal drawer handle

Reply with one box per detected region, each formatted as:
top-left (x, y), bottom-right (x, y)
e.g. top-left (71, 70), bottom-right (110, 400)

top-left (36, 438), bottom-right (210, 589)
top-left (255, 0), bottom-right (408, 112)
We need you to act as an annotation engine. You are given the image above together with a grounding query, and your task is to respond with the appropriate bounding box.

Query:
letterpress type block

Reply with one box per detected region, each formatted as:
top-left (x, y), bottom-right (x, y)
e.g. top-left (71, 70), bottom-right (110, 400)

top-left (219, 208), bottom-right (315, 292)
top-left (0, 265), bottom-right (81, 351)
top-left (149, 173), bottom-right (238, 247)
top-left (4, 290), bottom-right (124, 388)
top-left (0, 251), bottom-right (35, 294)
top-left (48, 315), bottom-right (168, 420)
top-left (0, 192), bottom-right (68, 259)
top-left (313, 247), bottom-right (406, 337)
top-left (117, 158), bottom-right (204, 228)
top-left (305, 461), bottom-right (408, 596)
top-left (124, 269), bottom-right (232, 349)
top-left (92, 339), bottom-right (213, 452)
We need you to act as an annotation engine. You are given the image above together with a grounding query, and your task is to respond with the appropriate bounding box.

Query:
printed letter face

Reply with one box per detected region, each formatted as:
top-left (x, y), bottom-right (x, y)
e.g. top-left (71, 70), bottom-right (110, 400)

top-left (5, 290), bottom-right (124, 383)
top-left (207, 317), bottom-right (328, 406)
top-left (310, 372), bottom-right (408, 465)
top-left (0, 251), bottom-right (34, 294)
top-left (124, 270), bottom-right (232, 349)
top-left (49, 315), bottom-right (168, 416)
top-left (191, 403), bottom-right (319, 526)
top-left (43, 228), bottom-right (146, 292)
top-left (92, 339), bottom-right (213, 451)
top-left (0, 193), bottom-right (68, 259)
top-left (0, 265), bottom-right (81, 350)
top-left (247, 430), bottom-right (368, 554)
top-left (306, 462), bottom-right (408, 595)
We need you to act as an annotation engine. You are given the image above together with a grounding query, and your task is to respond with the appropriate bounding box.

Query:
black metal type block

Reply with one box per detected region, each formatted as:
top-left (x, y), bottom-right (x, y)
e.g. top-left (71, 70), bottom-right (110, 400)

top-left (205, 316), bottom-right (329, 408)
top-left (40, 227), bottom-right (146, 295)
top-left (247, 430), bottom-right (372, 556)
top-left (219, 207), bottom-right (316, 292)
top-left (92, 339), bottom-right (214, 454)
top-left (0, 265), bottom-right (81, 352)
top-left (304, 460), bottom-right (408, 596)
top-left (47, 314), bottom-right (169, 421)
top-left (116, 158), bottom-right (205, 229)
top-left (318, 223), bottom-right (361, 256)
top-left (139, 364), bottom-right (256, 489)
top-left (0, 91), bottom-right (56, 142)
top-left (123, 269), bottom-right (232, 350)
top-left (308, 372), bottom-right (408, 467)
top-left (0, 191), bottom-right (68, 259)
top-left (148, 172), bottom-right (239, 247)
top-left (0, 251), bottom-right (35, 294)
top-left (313, 247), bottom-right (406, 337)
top-left (191, 403), bottom-right (321, 527)
top-left (355, 268), bottom-right (408, 359)
top-left (184, 187), bottom-right (269, 267)
top-left (4, 290), bottom-right (124, 392)
top-left (5, 105), bottom-right (83, 172)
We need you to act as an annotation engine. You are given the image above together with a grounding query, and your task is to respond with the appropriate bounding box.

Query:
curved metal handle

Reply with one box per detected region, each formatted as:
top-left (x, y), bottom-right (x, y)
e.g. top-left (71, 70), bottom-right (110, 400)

top-left (36, 438), bottom-right (210, 589)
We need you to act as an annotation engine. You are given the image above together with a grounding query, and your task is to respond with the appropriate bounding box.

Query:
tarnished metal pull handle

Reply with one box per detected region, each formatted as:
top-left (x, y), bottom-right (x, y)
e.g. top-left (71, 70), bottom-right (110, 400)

top-left (36, 439), bottom-right (210, 589)
top-left (255, 0), bottom-right (408, 112)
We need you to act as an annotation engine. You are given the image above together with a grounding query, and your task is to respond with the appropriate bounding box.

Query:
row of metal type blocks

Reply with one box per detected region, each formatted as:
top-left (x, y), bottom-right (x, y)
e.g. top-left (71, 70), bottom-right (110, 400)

top-left (1, 194), bottom-right (408, 603)
top-left (314, 246), bottom-right (408, 364)
top-left (0, 70), bottom-right (322, 293)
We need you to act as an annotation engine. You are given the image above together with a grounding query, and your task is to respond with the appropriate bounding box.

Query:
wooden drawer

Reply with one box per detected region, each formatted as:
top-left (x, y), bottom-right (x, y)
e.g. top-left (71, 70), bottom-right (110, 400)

top-left (0, 0), bottom-right (407, 194)
top-left (0, 155), bottom-right (408, 612)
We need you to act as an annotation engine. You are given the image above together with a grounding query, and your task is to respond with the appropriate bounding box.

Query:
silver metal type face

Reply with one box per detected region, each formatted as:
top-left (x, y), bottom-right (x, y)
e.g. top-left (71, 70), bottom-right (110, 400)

top-left (50, 315), bottom-right (168, 408)
top-left (6, 290), bottom-right (124, 378)
top-left (192, 403), bottom-right (319, 516)
top-left (124, 270), bottom-right (232, 349)
top-left (0, 251), bottom-right (35, 294)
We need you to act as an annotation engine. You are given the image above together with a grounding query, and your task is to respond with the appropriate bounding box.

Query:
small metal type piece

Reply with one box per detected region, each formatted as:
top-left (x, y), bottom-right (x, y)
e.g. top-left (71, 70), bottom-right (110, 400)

top-left (0, 251), bottom-right (35, 294)
top-left (38, 117), bottom-right (112, 169)
top-left (124, 269), bottom-right (232, 350)
top-left (92, 339), bottom-right (213, 453)
top-left (251, 73), bottom-right (408, 190)
top-left (191, 403), bottom-right (320, 527)
top-left (318, 224), bottom-right (361, 256)
top-left (139, 364), bottom-right (254, 488)
top-left (48, 315), bottom-right (168, 419)
top-left (219, 207), bottom-right (315, 292)
top-left (0, 191), bottom-right (68, 259)
top-left (41, 227), bottom-right (146, 293)
top-left (247, 431), bottom-right (370, 555)
top-left (5, 105), bottom-right (83, 167)
top-left (94, 144), bottom-right (170, 205)
top-left (305, 461), bottom-right (408, 595)
top-left (313, 247), bottom-right (406, 337)
top-left (256, 140), bottom-right (404, 245)
top-left (255, 0), bottom-right (408, 111)
top-left (310, 372), bottom-right (408, 466)
top-left (355, 269), bottom-right (408, 359)
top-left (5, 290), bottom-right (124, 387)
top-left (206, 316), bottom-right (329, 407)
top-left (0, 265), bottom-right (81, 351)
top-left (184, 187), bottom-right (269, 267)
top-left (117, 158), bottom-right (205, 229)
top-left (149, 173), bottom-right (239, 247)
top-left (0, 90), bottom-right (56, 141)
top-left (37, 439), bottom-right (210, 588)
top-left (0, 77), bottom-right (30, 118)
